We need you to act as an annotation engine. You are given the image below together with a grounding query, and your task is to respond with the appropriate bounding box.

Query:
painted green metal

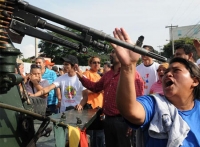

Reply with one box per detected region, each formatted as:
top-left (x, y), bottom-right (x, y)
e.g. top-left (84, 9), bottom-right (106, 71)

top-left (0, 32), bottom-right (39, 145)
top-left (0, 86), bottom-right (25, 147)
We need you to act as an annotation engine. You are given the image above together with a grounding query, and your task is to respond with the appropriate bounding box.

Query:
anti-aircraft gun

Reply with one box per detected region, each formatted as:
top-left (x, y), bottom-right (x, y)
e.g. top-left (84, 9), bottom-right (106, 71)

top-left (0, 0), bottom-right (167, 147)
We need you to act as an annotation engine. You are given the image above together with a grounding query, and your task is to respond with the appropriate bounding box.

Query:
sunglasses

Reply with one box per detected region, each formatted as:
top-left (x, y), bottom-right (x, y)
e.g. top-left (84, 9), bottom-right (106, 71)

top-left (31, 64), bottom-right (41, 69)
top-left (92, 61), bottom-right (100, 64)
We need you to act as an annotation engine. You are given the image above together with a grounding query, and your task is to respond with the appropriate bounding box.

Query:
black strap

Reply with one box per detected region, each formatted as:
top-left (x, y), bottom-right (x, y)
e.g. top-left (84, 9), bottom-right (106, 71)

top-left (30, 82), bottom-right (35, 94)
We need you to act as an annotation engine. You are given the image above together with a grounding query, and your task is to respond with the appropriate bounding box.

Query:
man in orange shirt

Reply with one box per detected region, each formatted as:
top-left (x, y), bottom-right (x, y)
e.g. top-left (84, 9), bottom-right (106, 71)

top-left (83, 56), bottom-right (104, 147)
top-left (83, 56), bottom-right (103, 109)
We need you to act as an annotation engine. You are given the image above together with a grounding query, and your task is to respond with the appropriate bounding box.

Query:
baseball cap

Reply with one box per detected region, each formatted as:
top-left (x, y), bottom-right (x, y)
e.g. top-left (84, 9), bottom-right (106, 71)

top-left (61, 55), bottom-right (78, 65)
top-left (45, 60), bottom-right (55, 66)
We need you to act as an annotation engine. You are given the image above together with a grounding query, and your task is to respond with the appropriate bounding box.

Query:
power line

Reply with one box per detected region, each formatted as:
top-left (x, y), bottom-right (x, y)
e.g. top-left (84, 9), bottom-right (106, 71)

top-left (184, 20), bottom-right (200, 37)
top-left (188, 24), bottom-right (200, 38)
top-left (177, 2), bottom-right (200, 25)
top-left (174, 0), bottom-right (195, 25)
top-left (170, 0), bottom-right (185, 24)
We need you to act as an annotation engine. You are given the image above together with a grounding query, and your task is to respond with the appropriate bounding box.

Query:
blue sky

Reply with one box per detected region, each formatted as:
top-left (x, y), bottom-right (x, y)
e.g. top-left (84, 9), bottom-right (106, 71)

top-left (13, 0), bottom-right (200, 58)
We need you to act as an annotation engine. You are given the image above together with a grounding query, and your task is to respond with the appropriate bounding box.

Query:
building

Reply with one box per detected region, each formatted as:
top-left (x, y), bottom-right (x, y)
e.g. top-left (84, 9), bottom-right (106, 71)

top-left (170, 24), bottom-right (200, 40)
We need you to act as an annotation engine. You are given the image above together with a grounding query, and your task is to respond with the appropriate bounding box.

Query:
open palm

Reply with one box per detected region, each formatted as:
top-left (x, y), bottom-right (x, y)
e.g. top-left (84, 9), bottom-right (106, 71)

top-left (111, 28), bottom-right (140, 66)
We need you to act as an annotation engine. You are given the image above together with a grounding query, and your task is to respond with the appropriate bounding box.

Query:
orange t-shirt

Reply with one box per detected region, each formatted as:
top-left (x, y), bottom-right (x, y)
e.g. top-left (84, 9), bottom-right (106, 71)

top-left (83, 70), bottom-right (103, 108)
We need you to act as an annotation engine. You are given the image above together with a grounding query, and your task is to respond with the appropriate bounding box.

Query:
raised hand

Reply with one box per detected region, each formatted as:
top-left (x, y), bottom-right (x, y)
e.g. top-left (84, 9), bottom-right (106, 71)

top-left (29, 74), bottom-right (40, 84)
top-left (111, 28), bottom-right (140, 66)
top-left (74, 64), bottom-right (83, 79)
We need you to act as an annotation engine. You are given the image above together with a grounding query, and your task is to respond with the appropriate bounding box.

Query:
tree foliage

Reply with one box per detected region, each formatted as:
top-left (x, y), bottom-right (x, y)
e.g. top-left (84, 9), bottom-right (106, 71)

top-left (161, 37), bottom-right (194, 59)
top-left (38, 28), bottom-right (112, 66)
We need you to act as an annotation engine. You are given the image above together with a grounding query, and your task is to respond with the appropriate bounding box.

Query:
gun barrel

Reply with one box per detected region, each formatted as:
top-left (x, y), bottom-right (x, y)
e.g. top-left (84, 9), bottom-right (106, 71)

top-left (16, 0), bottom-right (167, 62)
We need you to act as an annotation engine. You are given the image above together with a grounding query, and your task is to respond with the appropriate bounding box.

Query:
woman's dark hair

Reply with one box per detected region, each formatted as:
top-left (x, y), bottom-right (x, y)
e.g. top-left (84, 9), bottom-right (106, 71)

top-left (30, 64), bottom-right (41, 69)
top-left (169, 57), bottom-right (200, 100)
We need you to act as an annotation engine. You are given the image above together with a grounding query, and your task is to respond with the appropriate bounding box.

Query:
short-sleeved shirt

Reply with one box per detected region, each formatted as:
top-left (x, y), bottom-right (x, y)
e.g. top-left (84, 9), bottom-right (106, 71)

top-left (42, 68), bottom-right (57, 105)
top-left (53, 74), bottom-right (86, 112)
top-left (149, 80), bottom-right (164, 95)
top-left (137, 62), bottom-right (160, 95)
top-left (127, 95), bottom-right (200, 147)
top-left (80, 68), bottom-right (144, 116)
top-left (25, 79), bottom-right (49, 104)
top-left (83, 69), bottom-right (103, 108)
top-left (25, 79), bottom-right (49, 94)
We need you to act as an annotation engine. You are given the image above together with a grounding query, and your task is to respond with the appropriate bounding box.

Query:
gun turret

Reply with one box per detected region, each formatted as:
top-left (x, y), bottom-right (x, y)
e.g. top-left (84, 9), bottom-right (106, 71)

top-left (1, 0), bottom-right (167, 61)
top-left (0, 1), bottom-right (168, 147)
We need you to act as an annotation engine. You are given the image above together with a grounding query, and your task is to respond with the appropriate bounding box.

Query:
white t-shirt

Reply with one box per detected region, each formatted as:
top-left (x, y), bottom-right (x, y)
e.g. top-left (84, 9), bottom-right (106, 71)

top-left (53, 74), bottom-right (86, 112)
top-left (136, 62), bottom-right (160, 95)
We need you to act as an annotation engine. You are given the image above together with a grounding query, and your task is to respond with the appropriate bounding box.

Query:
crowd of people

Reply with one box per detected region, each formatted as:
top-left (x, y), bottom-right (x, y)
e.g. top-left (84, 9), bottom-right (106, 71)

top-left (15, 29), bottom-right (200, 147)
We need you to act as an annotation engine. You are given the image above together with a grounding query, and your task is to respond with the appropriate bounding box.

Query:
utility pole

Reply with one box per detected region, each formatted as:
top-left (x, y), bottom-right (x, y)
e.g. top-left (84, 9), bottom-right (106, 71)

top-left (165, 24), bottom-right (178, 55)
top-left (157, 45), bottom-right (162, 54)
top-left (35, 38), bottom-right (38, 58)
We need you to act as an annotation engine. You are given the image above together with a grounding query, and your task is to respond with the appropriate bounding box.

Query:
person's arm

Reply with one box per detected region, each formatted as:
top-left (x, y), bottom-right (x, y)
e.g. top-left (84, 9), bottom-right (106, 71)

top-left (111, 28), bottom-right (145, 125)
top-left (39, 80), bottom-right (50, 98)
top-left (75, 65), bottom-right (104, 93)
top-left (82, 71), bottom-right (103, 95)
top-left (86, 89), bottom-right (94, 94)
top-left (28, 75), bottom-right (48, 98)
top-left (56, 87), bottom-right (62, 109)
top-left (29, 74), bottom-right (49, 98)
top-left (23, 73), bottom-right (30, 84)
top-left (75, 89), bottom-right (88, 111)
top-left (31, 80), bottom-right (45, 92)
top-left (29, 84), bottom-right (56, 97)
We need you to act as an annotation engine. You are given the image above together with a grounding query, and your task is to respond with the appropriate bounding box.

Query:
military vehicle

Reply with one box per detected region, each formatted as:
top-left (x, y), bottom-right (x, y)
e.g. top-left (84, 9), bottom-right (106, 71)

top-left (0, 0), bottom-right (167, 147)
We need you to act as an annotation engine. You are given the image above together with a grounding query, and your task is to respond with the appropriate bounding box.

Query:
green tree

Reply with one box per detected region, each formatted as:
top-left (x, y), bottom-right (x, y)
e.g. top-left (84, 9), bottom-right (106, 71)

top-left (22, 58), bottom-right (32, 63)
top-left (162, 37), bottom-right (194, 58)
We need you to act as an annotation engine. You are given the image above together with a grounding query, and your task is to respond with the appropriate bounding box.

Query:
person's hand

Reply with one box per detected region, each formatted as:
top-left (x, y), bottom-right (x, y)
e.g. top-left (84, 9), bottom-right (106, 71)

top-left (28, 92), bottom-right (34, 97)
top-left (74, 104), bottom-right (83, 111)
top-left (193, 39), bottom-right (200, 56)
top-left (29, 74), bottom-right (40, 84)
top-left (111, 28), bottom-right (140, 66)
top-left (56, 101), bottom-right (61, 109)
top-left (23, 73), bottom-right (30, 83)
top-left (74, 64), bottom-right (83, 79)
top-left (126, 127), bottom-right (133, 137)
